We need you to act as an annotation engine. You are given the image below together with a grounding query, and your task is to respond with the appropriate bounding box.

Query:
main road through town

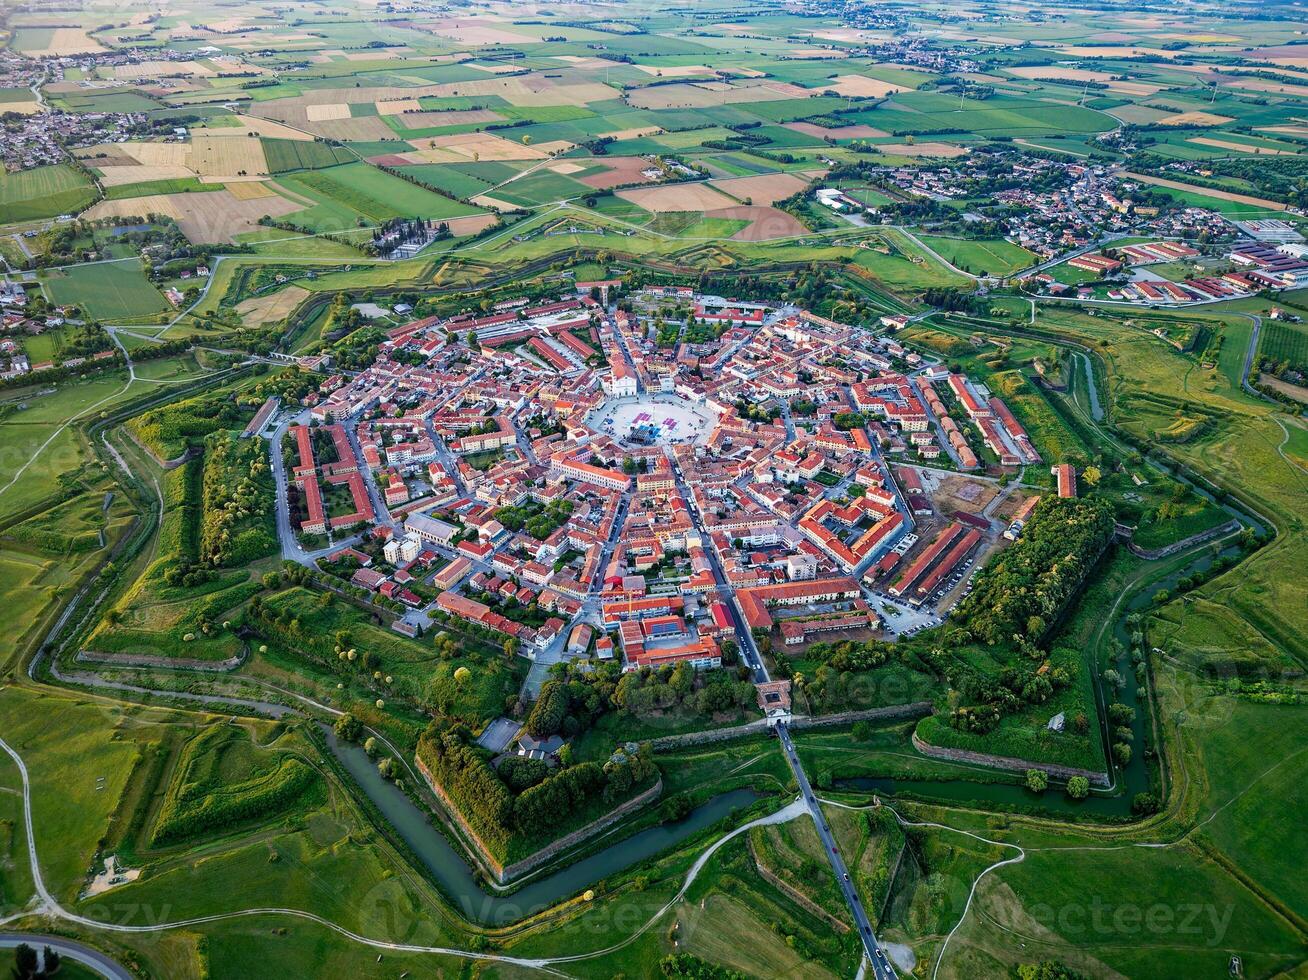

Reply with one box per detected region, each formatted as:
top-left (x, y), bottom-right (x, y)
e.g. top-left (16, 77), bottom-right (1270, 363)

top-left (670, 453), bottom-right (897, 979)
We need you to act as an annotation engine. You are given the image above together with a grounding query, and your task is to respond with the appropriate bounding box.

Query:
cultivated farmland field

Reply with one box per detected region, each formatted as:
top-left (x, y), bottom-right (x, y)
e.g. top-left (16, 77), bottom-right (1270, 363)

top-left (275, 162), bottom-right (482, 230)
top-left (1259, 319), bottom-right (1308, 371)
top-left (3, 2), bottom-right (1308, 979)
top-left (39, 259), bottom-right (170, 319)
top-left (0, 164), bottom-right (97, 222)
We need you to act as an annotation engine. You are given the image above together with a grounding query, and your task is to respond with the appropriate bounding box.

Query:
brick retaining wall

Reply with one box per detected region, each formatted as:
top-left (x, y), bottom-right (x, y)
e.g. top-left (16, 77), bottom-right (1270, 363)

top-left (911, 732), bottom-right (1110, 786)
top-left (1127, 519), bottom-right (1240, 560)
top-left (646, 702), bottom-right (934, 751)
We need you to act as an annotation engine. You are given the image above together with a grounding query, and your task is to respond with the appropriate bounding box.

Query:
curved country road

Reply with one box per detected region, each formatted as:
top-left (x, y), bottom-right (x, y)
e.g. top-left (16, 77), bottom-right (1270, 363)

top-left (0, 933), bottom-right (133, 980)
top-left (0, 732), bottom-right (806, 975)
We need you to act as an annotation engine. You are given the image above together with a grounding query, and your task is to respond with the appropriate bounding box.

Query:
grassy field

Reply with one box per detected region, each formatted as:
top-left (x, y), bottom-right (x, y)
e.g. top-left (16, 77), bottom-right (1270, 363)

top-left (261, 138), bottom-right (356, 173)
top-left (0, 164), bottom-right (97, 222)
top-left (1258, 318), bottom-right (1308, 371)
top-left (0, 948), bottom-right (101, 980)
top-left (4, 5), bottom-right (1308, 978)
top-left (102, 177), bottom-right (215, 200)
top-left (277, 163), bottom-right (481, 231)
top-left (917, 235), bottom-right (1036, 277)
top-left (39, 259), bottom-right (170, 320)
top-left (0, 373), bottom-right (140, 522)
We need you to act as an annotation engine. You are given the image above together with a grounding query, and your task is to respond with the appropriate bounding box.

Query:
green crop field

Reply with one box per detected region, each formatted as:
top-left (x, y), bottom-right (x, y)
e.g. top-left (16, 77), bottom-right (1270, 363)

top-left (2, 3), bottom-right (1306, 979)
top-left (394, 163), bottom-right (491, 199)
top-left (277, 162), bottom-right (481, 230)
top-left (39, 258), bottom-right (170, 319)
top-left (0, 164), bottom-right (97, 222)
top-left (917, 234), bottom-right (1036, 277)
top-left (261, 138), bottom-right (357, 173)
top-left (1259, 319), bottom-right (1308, 371)
top-left (102, 177), bottom-right (216, 200)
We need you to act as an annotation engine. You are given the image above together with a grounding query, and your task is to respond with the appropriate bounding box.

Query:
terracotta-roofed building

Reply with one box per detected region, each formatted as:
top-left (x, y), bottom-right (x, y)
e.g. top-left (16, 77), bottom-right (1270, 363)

top-left (1054, 463), bottom-right (1077, 498)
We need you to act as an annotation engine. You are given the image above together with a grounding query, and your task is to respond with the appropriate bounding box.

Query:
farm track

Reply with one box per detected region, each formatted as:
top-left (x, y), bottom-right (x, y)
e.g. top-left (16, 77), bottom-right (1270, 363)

top-left (0, 723), bottom-right (813, 973)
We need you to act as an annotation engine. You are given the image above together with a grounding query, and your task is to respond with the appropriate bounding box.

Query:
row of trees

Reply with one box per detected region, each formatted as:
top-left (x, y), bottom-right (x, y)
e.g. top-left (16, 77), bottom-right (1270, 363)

top-left (952, 496), bottom-right (1117, 649)
top-left (199, 431), bottom-right (277, 567)
top-left (523, 661), bottom-right (758, 742)
top-left (416, 720), bottom-right (658, 843)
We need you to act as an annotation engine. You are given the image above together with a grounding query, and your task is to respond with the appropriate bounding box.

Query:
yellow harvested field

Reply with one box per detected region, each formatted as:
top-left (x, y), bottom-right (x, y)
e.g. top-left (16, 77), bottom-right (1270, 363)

top-left (1187, 137), bottom-right (1297, 156)
top-left (617, 183), bottom-right (740, 213)
top-left (1259, 125), bottom-right (1308, 137)
top-left (84, 188), bottom-right (300, 243)
top-left (634, 64), bottom-right (716, 78)
top-left (550, 56), bottom-right (615, 70)
top-left (311, 118), bottom-right (397, 141)
top-left (1008, 66), bottom-right (1116, 82)
top-left (95, 164), bottom-right (195, 187)
top-left (1107, 80), bottom-right (1162, 97)
top-left (305, 103), bottom-right (351, 122)
top-left (549, 162), bottom-right (585, 174)
top-left (876, 141), bottom-right (969, 158)
top-left (786, 48), bottom-right (849, 59)
top-left (342, 47), bottom-right (414, 61)
top-left (470, 195), bottom-right (520, 212)
top-left (533, 140), bottom-right (574, 156)
top-left (236, 284), bottom-right (310, 326)
top-left (627, 80), bottom-right (809, 110)
top-left (0, 100), bottom-right (41, 115)
top-left (227, 33), bottom-right (320, 50)
top-left (425, 20), bottom-right (537, 45)
top-left (1157, 111), bottom-right (1235, 126)
top-left (468, 62), bottom-right (521, 74)
top-left (826, 74), bottom-right (909, 98)
top-left (1049, 45), bottom-right (1179, 59)
top-left (810, 28), bottom-right (879, 43)
top-left (18, 27), bottom-right (105, 57)
top-left (188, 135), bottom-right (268, 178)
top-left (376, 99), bottom-right (423, 116)
top-left (414, 132), bottom-right (550, 162)
top-left (201, 115), bottom-right (314, 141)
top-left (599, 126), bottom-right (663, 141)
top-left (1155, 32), bottom-right (1241, 42)
top-left (116, 142), bottom-right (191, 168)
top-left (709, 172), bottom-right (814, 206)
top-left (1122, 172), bottom-right (1287, 210)
top-left (112, 60), bottom-right (215, 79)
top-left (444, 213), bottom-right (499, 236)
top-left (786, 121), bottom-right (887, 139)
top-left (225, 181), bottom-right (279, 200)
